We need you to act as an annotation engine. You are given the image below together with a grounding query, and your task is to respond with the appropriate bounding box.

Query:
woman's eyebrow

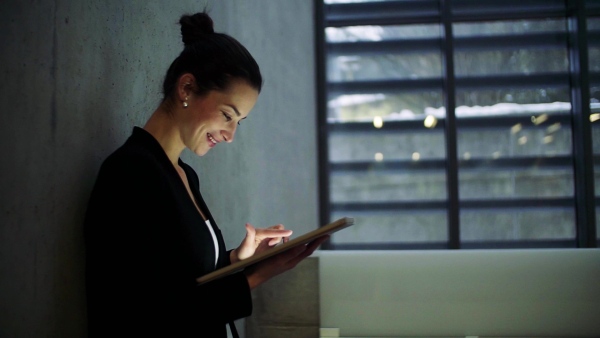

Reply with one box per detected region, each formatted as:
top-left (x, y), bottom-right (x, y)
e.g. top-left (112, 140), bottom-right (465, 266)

top-left (226, 104), bottom-right (241, 117)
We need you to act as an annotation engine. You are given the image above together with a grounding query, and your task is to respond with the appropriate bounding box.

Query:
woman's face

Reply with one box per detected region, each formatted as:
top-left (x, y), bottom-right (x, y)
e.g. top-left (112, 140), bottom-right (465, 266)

top-left (180, 78), bottom-right (259, 156)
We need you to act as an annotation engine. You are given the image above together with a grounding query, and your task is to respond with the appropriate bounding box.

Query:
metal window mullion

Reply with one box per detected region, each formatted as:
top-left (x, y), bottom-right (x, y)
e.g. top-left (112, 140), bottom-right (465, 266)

top-left (327, 32), bottom-right (569, 56)
top-left (568, 0), bottom-right (597, 247)
top-left (325, 0), bottom-right (441, 27)
top-left (332, 198), bottom-right (574, 212)
top-left (330, 239), bottom-right (575, 250)
top-left (441, 0), bottom-right (460, 249)
top-left (315, 0), bottom-right (334, 249)
top-left (327, 113), bottom-right (571, 131)
top-left (329, 156), bottom-right (574, 173)
top-left (328, 73), bottom-right (569, 96)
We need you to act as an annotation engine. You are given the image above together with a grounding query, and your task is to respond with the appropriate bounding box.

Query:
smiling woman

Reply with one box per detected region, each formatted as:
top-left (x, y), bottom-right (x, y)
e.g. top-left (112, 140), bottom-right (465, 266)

top-left (83, 10), bottom-right (329, 338)
top-left (147, 76), bottom-right (258, 157)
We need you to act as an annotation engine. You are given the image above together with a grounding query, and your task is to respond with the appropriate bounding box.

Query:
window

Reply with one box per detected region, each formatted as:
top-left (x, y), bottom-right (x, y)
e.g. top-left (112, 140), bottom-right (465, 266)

top-left (316, 0), bottom-right (599, 249)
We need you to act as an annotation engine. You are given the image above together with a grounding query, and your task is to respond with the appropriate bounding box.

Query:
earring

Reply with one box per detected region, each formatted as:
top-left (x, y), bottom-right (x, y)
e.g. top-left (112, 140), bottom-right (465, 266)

top-left (183, 97), bottom-right (188, 108)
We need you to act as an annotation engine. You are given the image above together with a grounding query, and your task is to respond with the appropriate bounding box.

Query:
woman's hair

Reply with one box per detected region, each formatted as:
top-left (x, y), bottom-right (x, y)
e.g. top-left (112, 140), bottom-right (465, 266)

top-left (161, 11), bottom-right (263, 102)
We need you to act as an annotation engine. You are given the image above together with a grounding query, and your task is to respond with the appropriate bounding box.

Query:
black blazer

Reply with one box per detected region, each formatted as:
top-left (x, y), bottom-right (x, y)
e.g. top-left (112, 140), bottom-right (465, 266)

top-left (84, 127), bottom-right (251, 337)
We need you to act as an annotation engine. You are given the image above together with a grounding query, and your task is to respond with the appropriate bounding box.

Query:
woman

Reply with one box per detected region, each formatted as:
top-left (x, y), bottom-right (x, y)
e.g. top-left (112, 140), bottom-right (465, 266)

top-left (83, 11), bottom-right (328, 338)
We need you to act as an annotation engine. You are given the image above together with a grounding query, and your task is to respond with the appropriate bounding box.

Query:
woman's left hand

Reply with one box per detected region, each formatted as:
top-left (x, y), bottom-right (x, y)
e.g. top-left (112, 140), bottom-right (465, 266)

top-left (231, 223), bottom-right (292, 263)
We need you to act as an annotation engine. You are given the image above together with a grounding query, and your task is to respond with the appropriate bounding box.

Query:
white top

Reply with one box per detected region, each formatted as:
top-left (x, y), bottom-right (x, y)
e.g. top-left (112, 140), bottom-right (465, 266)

top-left (204, 219), bottom-right (219, 268)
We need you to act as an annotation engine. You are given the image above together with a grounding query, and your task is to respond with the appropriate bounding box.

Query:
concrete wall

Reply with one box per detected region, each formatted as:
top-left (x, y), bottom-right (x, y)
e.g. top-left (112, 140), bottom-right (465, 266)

top-left (0, 1), bottom-right (317, 337)
top-left (246, 257), bottom-right (321, 338)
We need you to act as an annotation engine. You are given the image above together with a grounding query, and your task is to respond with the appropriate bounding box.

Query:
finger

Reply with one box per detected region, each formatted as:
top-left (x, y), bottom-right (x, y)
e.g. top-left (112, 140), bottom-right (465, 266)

top-left (306, 235), bottom-right (329, 251)
top-left (267, 224), bottom-right (285, 230)
top-left (254, 228), bottom-right (293, 240)
top-left (280, 235), bottom-right (328, 262)
top-left (245, 223), bottom-right (256, 234)
top-left (268, 237), bottom-right (282, 246)
top-left (267, 231), bottom-right (292, 246)
top-left (292, 235), bottom-right (328, 255)
top-left (244, 223), bottom-right (256, 243)
top-left (295, 235), bottom-right (328, 257)
top-left (256, 240), bottom-right (272, 252)
top-left (283, 246), bottom-right (314, 268)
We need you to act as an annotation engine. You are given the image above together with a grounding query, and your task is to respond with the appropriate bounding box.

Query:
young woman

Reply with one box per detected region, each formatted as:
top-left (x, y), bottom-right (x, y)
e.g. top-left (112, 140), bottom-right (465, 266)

top-left (83, 11), bottom-right (328, 338)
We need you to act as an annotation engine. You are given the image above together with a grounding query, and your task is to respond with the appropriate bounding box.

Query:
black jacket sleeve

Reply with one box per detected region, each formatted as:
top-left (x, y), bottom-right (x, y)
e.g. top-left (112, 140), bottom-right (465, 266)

top-left (84, 148), bottom-right (251, 337)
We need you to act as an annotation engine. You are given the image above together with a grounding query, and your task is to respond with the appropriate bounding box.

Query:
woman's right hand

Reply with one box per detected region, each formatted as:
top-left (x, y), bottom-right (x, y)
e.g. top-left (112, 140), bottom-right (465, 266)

top-left (243, 234), bottom-right (330, 289)
top-left (231, 223), bottom-right (293, 264)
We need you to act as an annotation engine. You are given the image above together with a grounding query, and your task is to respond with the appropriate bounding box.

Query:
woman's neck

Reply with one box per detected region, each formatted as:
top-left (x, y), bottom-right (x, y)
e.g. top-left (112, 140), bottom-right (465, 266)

top-left (143, 105), bottom-right (184, 166)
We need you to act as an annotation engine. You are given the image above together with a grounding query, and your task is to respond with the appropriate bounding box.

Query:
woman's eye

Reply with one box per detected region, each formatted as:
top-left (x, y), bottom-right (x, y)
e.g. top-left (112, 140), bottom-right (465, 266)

top-left (222, 112), bottom-right (232, 121)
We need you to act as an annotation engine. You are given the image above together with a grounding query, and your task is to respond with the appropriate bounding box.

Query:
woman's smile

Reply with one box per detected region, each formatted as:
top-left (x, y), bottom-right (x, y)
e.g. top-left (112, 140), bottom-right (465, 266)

top-left (207, 133), bottom-right (218, 147)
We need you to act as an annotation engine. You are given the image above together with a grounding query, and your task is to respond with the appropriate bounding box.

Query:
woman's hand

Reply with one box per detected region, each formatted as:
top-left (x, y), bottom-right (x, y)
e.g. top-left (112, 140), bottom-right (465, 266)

top-left (231, 223), bottom-right (293, 264)
top-left (243, 234), bottom-right (330, 289)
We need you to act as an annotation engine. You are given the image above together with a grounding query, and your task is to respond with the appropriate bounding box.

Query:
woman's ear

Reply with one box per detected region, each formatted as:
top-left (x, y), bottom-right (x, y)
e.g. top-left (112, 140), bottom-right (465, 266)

top-left (177, 73), bottom-right (196, 102)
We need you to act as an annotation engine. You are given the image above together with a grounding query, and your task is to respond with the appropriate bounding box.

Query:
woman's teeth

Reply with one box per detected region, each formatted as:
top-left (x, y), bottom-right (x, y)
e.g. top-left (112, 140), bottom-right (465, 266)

top-left (208, 133), bottom-right (217, 145)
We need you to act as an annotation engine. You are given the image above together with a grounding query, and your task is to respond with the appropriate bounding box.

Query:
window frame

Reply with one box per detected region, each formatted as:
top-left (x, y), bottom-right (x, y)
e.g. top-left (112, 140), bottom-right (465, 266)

top-left (315, 0), bottom-right (599, 250)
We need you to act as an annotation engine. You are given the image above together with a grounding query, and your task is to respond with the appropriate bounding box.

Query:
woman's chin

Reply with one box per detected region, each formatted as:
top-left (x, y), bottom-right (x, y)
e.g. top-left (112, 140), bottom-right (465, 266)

top-left (193, 146), bottom-right (210, 156)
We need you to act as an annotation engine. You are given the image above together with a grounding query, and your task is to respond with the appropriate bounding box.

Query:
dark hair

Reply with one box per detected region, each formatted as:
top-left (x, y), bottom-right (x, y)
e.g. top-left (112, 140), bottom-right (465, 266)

top-left (161, 11), bottom-right (263, 102)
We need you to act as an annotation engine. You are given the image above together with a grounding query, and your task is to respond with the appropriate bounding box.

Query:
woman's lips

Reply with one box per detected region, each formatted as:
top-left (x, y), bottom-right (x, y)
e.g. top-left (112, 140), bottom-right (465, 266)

top-left (207, 133), bottom-right (218, 147)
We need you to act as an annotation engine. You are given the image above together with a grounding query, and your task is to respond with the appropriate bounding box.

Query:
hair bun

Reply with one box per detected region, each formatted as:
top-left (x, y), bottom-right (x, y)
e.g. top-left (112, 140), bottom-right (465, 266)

top-left (179, 12), bottom-right (214, 46)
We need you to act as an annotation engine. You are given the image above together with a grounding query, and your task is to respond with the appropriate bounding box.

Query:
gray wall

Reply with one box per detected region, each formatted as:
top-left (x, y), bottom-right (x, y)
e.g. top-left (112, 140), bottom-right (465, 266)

top-left (0, 1), bottom-right (317, 337)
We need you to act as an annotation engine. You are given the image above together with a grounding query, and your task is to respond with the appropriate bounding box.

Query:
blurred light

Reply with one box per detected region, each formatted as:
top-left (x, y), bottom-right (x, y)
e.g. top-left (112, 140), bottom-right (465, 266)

top-left (591, 113), bottom-right (600, 122)
top-left (463, 152), bottom-right (471, 160)
top-left (373, 116), bottom-right (383, 129)
top-left (412, 152), bottom-right (420, 161)
top-left (424, 115), bottom-right (438, 128)
top-left (531, 113), bottom-right (548, 125)
top-left (543, 135), bottom-right (554, 144)
top-left (511, 123), bottom-right (522, 134)
top-left (546, 123), bottom-right (561, 133)
top-left (518, 136), bottom-right (528, 145)
top-left (492, 151), bottom-right (501, 159)
top-left (375, 152), bottom-right (384, 162)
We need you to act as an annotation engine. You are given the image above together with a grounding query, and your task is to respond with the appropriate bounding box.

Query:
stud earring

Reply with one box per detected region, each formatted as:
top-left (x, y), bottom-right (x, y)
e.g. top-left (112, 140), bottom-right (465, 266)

top-left (183, 97), bottom-right (188, 108)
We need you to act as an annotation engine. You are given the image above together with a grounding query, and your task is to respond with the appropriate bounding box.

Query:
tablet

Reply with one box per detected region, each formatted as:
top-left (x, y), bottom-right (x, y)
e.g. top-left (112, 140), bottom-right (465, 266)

top-left (196, 217), bottom-right (354, 285)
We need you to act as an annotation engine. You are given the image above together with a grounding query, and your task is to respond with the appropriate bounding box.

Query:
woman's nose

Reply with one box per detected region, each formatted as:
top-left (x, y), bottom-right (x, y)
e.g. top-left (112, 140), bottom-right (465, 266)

top-left (222, 127), bottom-right (235, 143)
